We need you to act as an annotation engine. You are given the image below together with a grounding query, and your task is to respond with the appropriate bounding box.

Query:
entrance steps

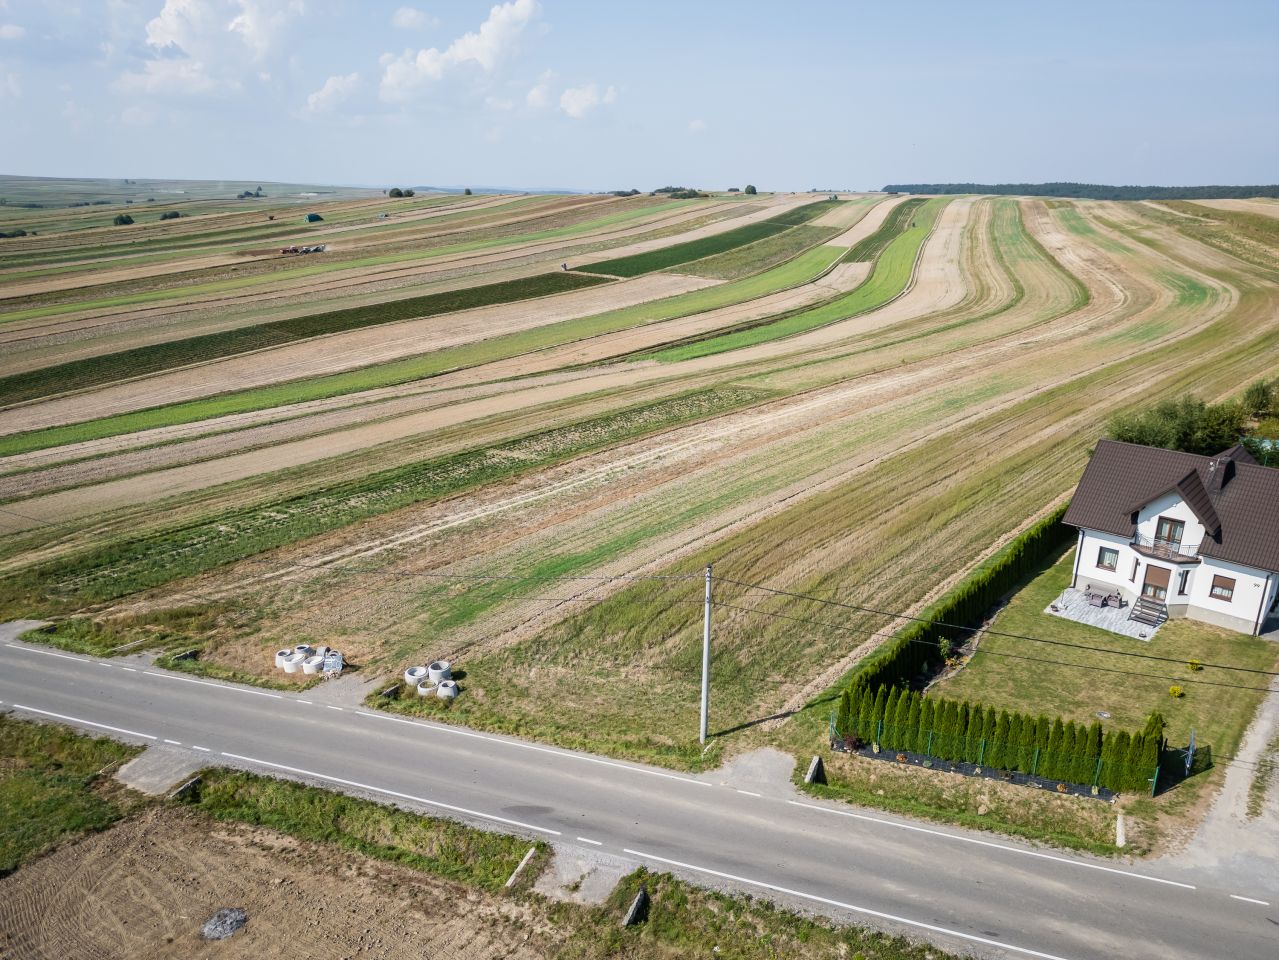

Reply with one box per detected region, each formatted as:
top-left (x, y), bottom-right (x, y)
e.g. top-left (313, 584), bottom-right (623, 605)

top-left (1130, 597), bottom-right (1168, 627)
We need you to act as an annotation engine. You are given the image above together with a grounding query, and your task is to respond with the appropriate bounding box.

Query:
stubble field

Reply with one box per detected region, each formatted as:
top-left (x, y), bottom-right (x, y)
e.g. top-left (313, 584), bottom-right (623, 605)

top-left (2, 182), bottom-right (1277, 829)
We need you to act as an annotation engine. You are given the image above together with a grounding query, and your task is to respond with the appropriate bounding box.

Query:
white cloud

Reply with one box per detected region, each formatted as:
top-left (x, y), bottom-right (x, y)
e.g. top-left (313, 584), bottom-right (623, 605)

top-left (525, 68), bottom-right (553, 108)
top-left (306, 71), bottom-right (358, 113)
top-left (229, 0), bottom-right (305, 59)
top-left (121, 104), bottom-right (157, 125)
top-left (0, 23), bottom-right (25, 40)
top-left (380, 0), bottom-right (540, 103)
top-left (688, 118), bottom-right (706, 134)
top-left (559, 82), bottom-right (615, 119)
top-left (392, 6), bottom-right (437, 30)
top-left (120, 0), bottom-right (305, 95)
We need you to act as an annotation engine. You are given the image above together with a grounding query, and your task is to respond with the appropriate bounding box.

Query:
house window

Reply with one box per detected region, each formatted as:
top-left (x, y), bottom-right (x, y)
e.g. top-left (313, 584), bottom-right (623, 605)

top-left (1210, 575), bottom-right (1235, 602)
top-left (1177, 570), bottom-right (1190, 595)
top-left (1155, 516), bottom-right (1185, 548)
top-left (1097, 547), bottom-right (1119, 571)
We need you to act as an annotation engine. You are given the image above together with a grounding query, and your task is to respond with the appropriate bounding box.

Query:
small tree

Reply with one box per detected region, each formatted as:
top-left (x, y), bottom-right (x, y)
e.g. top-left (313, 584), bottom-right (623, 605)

top-left (1243, 379), bottom-right (1273, 418)
top-left (388, 187), bottom-right (403, 198)
top-left (112, 213), bottom-right (134, 226)
top-left (404, 188), bottom-right (415, 197)
top-left (464, 187), bottom-right (473, 195)
top-left (744, 184), bottom-right (757, 195)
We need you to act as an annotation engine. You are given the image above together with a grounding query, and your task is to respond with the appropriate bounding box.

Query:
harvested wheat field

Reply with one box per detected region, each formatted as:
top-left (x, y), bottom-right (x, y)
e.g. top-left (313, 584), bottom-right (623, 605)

top-left (2, 181), bottom-right (1278, 852)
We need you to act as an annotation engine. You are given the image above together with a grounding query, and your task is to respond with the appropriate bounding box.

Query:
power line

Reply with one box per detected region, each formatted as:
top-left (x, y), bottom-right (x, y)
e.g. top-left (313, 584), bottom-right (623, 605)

top-left (710, 600), bottom-right (1279, 693)
top-left (6, 504), bottom-right (1276, 681)
top-left (715, 576), bottom-right (1279, 677)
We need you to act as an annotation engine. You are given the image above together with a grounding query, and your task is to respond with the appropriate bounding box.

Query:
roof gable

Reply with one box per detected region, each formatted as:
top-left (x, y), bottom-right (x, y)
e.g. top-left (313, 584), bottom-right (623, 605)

top-left (1063, 439), bottom-right (1279, 572)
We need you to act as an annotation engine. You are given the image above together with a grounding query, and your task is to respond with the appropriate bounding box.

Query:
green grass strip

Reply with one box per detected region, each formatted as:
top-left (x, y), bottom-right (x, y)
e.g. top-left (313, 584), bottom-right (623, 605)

top-left (0, 246), bottom-right (842, 459)
top-left (184, 769), bottom-right (539, 892)
top-left (579, 200), bottom-right (840, 277)
top-left (0, 715), bottom-right (142, 874)
top-left (0, 272), bottom-right (609, 407)
top-left (843, 197), bottom-right (927, 262)
top-left (646, 198), bottom-right (948, 362)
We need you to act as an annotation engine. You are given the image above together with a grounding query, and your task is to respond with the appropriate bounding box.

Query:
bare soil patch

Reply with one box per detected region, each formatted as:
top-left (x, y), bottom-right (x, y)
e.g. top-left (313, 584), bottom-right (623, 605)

top-left (0, 807), bottom-right (553, 960)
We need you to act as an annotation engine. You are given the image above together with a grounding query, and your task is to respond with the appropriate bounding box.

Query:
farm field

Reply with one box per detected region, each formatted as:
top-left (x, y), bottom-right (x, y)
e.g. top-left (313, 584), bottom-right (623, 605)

top-left (2, 179), bottom-right (1278, 852)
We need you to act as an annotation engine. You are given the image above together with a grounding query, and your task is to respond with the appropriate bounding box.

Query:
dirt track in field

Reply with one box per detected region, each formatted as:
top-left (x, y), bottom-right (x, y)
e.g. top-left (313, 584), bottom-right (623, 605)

top-left (0, 808), bottom-right (552, 960)
top-left (823, 194), bottom-right (906, 246)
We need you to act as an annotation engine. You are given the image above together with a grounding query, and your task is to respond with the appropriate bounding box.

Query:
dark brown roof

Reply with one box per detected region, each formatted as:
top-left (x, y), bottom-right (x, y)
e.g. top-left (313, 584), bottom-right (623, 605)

top-left (1063, 439), bottom-right (1279, 573)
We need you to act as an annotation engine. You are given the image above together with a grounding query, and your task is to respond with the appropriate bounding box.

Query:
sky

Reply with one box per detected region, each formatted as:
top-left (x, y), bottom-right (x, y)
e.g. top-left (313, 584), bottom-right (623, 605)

top-left (0, 0), bottom-right (1276, 191)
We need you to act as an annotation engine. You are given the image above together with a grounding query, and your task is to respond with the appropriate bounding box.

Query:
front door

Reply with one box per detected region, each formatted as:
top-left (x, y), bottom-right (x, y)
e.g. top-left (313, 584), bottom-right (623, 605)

top-left (1142, 564), bottom-right (1171, 600)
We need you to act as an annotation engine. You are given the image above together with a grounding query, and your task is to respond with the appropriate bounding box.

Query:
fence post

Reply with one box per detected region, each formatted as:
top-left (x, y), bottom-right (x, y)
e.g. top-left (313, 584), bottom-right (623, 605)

top-left (1031, 747), bottom-right (1040, 777)
top-left (925, 730), bottom-right (934, 756)
top-left (876, 718), bottom-right (883, 744)
top-left (1150, 765), bottom-right (1160, 798)
top-left (978, 739), bottom-right (986, 765)
top-left (1093, 756), bottom-right (1102, 787)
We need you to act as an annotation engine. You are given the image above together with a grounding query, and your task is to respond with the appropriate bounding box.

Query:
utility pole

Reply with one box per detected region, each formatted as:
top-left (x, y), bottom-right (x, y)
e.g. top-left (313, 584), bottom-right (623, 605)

top-left (700, 564), bottom-right (712, 744)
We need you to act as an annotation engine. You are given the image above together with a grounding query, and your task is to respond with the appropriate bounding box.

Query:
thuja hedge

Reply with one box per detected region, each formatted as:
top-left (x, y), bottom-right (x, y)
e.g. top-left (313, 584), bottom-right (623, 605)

top-left (833, 505), bottom-right (1164, 793)
top-left (853, 505), bottom-right (1073, 692)
top-left (835, 683), bottom-right (1165, 793)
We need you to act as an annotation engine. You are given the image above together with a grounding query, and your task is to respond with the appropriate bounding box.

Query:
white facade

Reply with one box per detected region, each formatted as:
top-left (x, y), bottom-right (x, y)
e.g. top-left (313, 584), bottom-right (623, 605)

top-left (1072, 493), bottom-right (1278, 636)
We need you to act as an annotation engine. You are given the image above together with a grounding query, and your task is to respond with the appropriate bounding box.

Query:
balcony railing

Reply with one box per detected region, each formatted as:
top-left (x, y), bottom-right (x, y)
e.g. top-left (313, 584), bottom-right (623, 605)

top-left (1131, 534), bottom-right (1200, 563)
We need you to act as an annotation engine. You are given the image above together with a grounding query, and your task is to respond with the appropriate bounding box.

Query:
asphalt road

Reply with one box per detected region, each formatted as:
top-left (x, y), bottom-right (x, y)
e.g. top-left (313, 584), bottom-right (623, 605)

top-left (1, 626), bottom-right (1276, 960)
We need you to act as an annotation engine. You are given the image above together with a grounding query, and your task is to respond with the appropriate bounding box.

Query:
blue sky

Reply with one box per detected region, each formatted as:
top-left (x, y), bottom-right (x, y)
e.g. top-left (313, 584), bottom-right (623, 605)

top-left (1, 1), bottom-right (1276, 191)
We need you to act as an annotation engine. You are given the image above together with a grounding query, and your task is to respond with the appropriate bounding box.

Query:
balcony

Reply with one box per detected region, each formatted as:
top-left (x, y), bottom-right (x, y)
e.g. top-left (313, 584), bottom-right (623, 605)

top-left (1131, 534), bottom-right (1200, 563)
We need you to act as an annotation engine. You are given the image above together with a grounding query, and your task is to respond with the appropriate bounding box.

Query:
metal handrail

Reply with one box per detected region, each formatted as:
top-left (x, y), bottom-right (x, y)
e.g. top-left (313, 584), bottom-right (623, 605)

top-left (1130, 534), bottom-right (1200, 560)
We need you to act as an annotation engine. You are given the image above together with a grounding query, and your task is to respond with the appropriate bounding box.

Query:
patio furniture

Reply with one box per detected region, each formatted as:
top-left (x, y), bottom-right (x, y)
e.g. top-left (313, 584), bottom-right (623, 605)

top-left (1087, 592), bottom-right (1106, 608)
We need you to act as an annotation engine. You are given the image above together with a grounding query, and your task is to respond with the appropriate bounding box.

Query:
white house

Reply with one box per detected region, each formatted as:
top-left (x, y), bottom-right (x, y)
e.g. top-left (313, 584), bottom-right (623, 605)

top-left (1062, 440), bottom-right (1279, 636)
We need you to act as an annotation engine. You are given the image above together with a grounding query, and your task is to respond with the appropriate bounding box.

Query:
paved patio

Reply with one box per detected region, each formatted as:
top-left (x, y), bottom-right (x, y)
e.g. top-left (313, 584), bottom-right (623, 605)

top-left (1045, 587), bottom-right (1161, 640)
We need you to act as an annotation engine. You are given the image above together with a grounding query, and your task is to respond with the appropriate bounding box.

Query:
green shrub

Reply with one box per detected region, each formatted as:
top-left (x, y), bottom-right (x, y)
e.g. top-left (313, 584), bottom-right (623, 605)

top-left (1242, 379), bottom-right (1274, 418)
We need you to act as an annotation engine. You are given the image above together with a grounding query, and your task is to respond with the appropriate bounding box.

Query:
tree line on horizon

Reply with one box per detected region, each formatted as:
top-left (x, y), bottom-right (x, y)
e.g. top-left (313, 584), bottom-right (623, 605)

top-left (881, 182), bottom-right (1279, 201)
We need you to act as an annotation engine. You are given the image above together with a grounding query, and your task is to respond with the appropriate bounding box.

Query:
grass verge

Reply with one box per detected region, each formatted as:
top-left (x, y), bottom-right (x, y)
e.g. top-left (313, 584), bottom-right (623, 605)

top-left (182, 768), bottom-right (542, 893)
top-left (0, 715), bottom-right (144, 875)
top-left (1246, 731), bottom-right (1278, 819)
top-left (178, 769), bottom-right (960, 958)
top-left (801, 751), bottom-right (1120, 855)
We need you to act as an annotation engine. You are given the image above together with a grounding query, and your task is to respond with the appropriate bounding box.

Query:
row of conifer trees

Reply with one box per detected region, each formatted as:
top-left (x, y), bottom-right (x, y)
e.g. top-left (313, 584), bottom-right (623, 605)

top-left (836, 682), bottom-right (1165, 793)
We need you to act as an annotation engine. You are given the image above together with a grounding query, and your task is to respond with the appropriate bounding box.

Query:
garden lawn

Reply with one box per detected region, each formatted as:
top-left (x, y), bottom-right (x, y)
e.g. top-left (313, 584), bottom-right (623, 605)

top-left (935, 547), bottom-right (1279, 760)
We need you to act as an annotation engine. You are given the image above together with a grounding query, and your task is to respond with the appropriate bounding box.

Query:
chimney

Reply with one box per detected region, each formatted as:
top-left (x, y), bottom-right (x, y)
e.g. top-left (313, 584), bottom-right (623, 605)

top-left (1207, 457), bottom-right (1233, 492)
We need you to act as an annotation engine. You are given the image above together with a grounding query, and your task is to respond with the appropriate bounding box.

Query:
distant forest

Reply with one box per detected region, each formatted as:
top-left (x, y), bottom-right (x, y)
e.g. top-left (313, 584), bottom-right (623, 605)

top-left (881, 182), bottom-right (1279, 201)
